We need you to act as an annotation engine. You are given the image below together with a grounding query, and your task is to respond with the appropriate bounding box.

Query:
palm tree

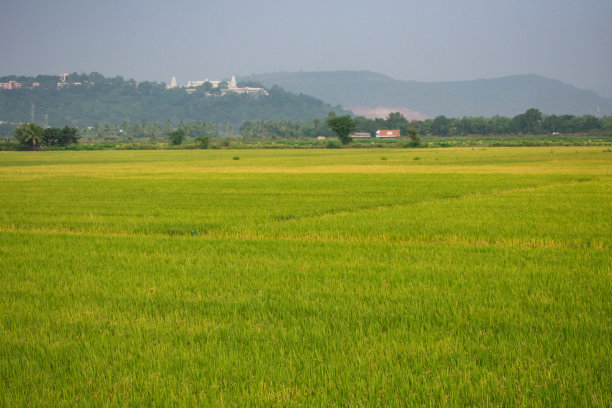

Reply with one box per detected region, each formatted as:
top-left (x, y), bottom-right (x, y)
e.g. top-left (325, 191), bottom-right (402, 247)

top-left (14, 123), bottom-right (44, 148)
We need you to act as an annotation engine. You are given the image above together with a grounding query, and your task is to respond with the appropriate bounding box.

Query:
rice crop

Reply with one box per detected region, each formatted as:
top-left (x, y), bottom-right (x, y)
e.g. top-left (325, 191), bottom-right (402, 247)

top-left (1, 147), bottom-right (610, 406)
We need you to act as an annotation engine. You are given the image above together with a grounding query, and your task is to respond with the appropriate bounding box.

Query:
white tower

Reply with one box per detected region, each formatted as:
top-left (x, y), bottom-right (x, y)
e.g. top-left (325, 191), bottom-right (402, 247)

top-left (167, 76), bottom-right (178, 89)
top-left (229, 75), bottom-right (237, 89)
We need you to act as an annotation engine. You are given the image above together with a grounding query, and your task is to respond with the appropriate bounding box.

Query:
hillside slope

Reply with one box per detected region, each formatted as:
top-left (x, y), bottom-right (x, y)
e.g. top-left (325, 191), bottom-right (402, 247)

top-left (0, 74), bottom-right (346, 127)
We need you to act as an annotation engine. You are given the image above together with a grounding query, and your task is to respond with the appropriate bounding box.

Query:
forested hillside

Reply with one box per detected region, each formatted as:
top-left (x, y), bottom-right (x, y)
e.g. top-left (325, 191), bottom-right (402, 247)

top-left (0, 73), bottom-right (346, 128)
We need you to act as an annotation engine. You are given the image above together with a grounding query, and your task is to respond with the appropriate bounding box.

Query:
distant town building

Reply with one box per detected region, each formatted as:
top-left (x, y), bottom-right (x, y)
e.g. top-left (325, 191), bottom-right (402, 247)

top-left (376, 129), bottom-right (400, 138)
top-left (56, 72), bottom-right (90, 88)
top-left (0, 81), bottom-right (22, 90)
top-left (0, 81), bottom-right (40, 90)
top-left (57, 72), bottom-right (70, 88)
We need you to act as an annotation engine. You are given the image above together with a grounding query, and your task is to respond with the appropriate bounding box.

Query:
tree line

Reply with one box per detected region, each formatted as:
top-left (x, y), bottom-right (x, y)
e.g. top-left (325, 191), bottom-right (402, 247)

top-left (13, 123), bottom-right (79, 148)
top-left (240, 109), bottom-right (607, 140)
top-left (82, 120), bottom-right (221, 141)
top-left (8, 109), bottom-right (610, 149)
top-left (415, 109), bottom-right (604, 136)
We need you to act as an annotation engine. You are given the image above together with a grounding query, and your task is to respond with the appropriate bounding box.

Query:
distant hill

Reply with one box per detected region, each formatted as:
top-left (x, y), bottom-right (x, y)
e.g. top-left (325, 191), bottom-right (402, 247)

top-left (243, 71), bottom-right (612, 118)
top-left (590, 86), bottom-right (612, 99)
top-left (0, 73), bottom-right (346, 128)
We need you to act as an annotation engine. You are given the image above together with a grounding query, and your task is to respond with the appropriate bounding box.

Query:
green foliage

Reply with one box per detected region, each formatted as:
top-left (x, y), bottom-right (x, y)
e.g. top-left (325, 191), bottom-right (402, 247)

top-left (349, 110), bottom-right (605, 138)
top-left (13, 122), bottom-right (44, 148)
top-left (362, 110), bottom-right (606, 137)
top-left (386, 112), bottom-right (410, 134)
top-left (430, 115), bottom-right (451, 136)
top-left (42, 126), bottom-right (80, 147)
top-left (602, 116), bottom-right (612, 131)
top-left (177, 121), bottom-right (219, 139)
top-left (0, 123), bottom-right (16, 140)
top-left (194, 136), bottom-right (210, 149)
top-left (239, 118), bottom-right (334, 139)
top-left (408, 128), bottom-right (421, 146)
top-left (511, 108), bottom-right (543, 134)
top-left (167, 129), bottom-right (186, 145)
top-left (326, 140), bottom-right (341, 149)
top-left (326, 115), bottom-right (355, 144)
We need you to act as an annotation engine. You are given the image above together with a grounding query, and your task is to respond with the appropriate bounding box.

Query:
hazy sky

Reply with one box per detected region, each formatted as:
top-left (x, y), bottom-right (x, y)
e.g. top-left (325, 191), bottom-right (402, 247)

top-left (1, 0), bottom-right (611, 90)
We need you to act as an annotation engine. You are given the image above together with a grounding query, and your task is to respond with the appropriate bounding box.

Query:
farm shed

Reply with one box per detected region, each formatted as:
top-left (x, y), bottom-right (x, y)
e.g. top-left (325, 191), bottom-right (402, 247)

top-left (350, 132), bottom-right (371, 138)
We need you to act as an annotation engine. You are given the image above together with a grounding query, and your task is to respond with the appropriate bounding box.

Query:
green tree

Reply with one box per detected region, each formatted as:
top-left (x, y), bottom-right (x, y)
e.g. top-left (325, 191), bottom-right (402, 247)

top-left (492, 116), bottom-right (512, 134)
top-left (93, 123), bottom-right (101, 140)
top-left (224, 122), bottom-right (233, 136)
top-left (80, 127), bottom-right (91, 140)
top-left (14, 123), bottom-right (44, 148)
top-left (42, 127), bottom-right (61, 147)
top-left (386, 112), bottom-right (409, 135)
top-left (41, 126), bottom-right (79, 147)
top-left (240, 121), bottom-right (266, 139)
top-left (168, 129), bottom-right (186, 145)
top-left (511, 108), bottom-right (543, 134)
top-left (408, 128), bottom-right (421, 146)
top-left (195, 136), bottom-right (209, 148)
top-left (162, 120), bottom-right (173, 135)
top-left (58, 126), bottom-right (80, 146)
top-left (430, 115), bottom-right (450, 136)
top-left (326, 115), bottom-right (355, 145)
top-left (101, 124), bottom-right (113, 139)
top-left (353, 116), bottom-right (377, 137)
top-left (121, 121), bottom-right (130, 140)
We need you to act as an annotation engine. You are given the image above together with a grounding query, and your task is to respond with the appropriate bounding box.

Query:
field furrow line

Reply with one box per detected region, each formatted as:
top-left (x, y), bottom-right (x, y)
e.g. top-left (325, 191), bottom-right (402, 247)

top-left (1, 225), bottom-right (607, 251)
top-left (254, 177), bottom-right (602, 227)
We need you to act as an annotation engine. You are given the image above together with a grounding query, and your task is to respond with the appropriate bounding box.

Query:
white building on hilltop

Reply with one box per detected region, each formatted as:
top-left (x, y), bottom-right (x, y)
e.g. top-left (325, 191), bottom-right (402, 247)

top-left (167, 76), bottom-right (178, 89)
top-left (186, 78), bottom-right (223, 88)
top-left (170, 74), bottom-right (268, 96)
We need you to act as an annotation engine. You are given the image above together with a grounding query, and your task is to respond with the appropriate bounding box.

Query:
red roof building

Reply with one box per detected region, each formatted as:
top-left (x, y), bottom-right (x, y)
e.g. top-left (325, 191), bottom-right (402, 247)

top-left (375, 129), bottom-right (400, 138)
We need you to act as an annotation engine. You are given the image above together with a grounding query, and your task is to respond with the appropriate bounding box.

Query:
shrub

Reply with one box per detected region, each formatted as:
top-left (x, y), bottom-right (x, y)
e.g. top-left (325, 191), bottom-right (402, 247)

top-left (195, 136), bottom-right (209, 149)
top-left (168, 130), bottom-right (186, 146)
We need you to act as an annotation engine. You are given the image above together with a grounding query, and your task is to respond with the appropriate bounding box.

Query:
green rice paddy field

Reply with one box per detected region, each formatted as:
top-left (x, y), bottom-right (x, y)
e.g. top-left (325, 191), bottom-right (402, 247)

top-left (1, 147), bottom-right (610, 406)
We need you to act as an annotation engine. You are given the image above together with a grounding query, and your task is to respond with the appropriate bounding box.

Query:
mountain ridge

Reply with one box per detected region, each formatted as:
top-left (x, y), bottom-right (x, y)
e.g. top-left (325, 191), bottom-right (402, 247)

top-left (243, 71), bottom-right (612, 118)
